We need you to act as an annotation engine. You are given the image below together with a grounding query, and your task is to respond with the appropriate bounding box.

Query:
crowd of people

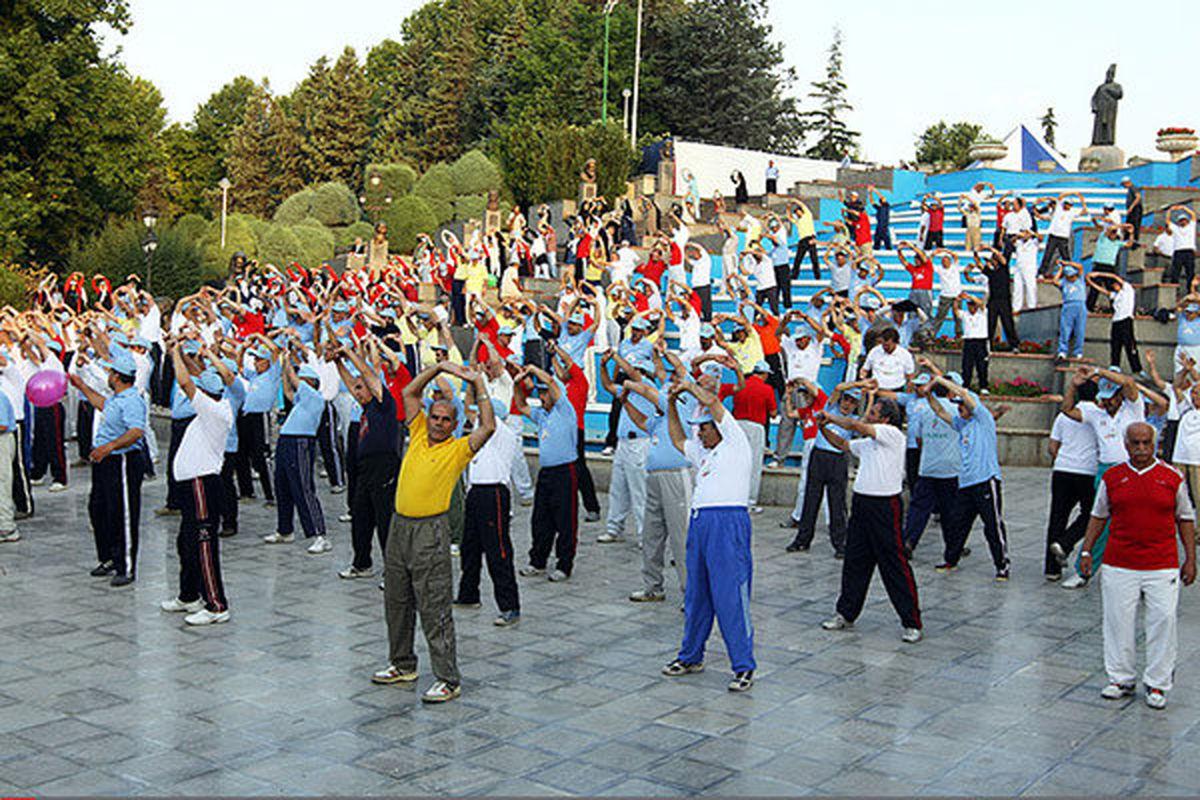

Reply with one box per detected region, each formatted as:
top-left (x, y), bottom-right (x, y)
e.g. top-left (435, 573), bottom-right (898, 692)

top-left (1, 178), bottom-right (1195, 709)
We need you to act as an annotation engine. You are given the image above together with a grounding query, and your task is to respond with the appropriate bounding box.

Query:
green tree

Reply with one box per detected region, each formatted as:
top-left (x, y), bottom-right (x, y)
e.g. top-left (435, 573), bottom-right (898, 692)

top-left (641, 0), bottom-right (803, 152)
top-left (162, 76), bottom-right (256, 215)
top-left (226, 82), bottom-right (305, 217)
top-left (914, 121), bottom-right (984, 169)
top-left (0, 0), bottom-right (168, 264)
top-left (68, 219), bottom-right (203, 298)
top-left (1040, 107), bottom-right (1058, 149)
top-left (803, 28), bottom-right (858, 160)
top-left (381, 195), bottom-right (438, 253)
top-left (291, 48), bottom-right (372, 186)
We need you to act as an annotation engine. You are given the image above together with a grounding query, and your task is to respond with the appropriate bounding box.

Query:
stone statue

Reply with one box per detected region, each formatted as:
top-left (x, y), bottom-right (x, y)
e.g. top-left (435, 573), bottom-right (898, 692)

top-left (1090, 64), bottom-right (1123, 147)
top-left (486, 189), bottom-right (500, 211)
top-left (580, 158), bottom-right (597, 185)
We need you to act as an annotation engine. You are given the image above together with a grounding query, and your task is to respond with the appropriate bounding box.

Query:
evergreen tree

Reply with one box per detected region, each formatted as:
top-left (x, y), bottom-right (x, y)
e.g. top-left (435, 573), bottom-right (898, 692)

top-left (803, 28), bottom-right (859, 161)
top-left (914, 121), bottom-right (983, 169)
top-left (292, 49), bottom-right (372, 186)
top-left (227, 83), bottom-right (305, 217)
top-left (161, 76), bottom-right (255, 215)
top-left (1040, 107), bottom-right (1058, 149)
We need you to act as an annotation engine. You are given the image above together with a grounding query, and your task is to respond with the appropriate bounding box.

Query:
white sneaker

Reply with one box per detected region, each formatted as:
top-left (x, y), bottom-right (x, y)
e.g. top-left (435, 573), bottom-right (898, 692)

top-left (48, 482), bottom-right (67, 493)
top-left (519, 496), bottom-right (533, 507)
top-left (519, 565), bottom-right (545, 577)
top-left (263, 532), bottom-right (294, 544)
top-left (766, 459), bottom-right (781, 468)
top-left (901, 627), bottom-right (923, 644)
top-left (1145, 687), bottom-right (1167, 710)
top-left (1061, 572), bottom-right (1089, 589)
top-left (421, 680), bottom-right (461, 703)
top-left (1100, 681), bottom-right (1135, 700)
top-left (750, 506), bottom-right (765, 515)
top-left (548, 569), bottom-right (569, 582)
top-left (338, 565), bottom-right (374, 579)
top-left (331, 485), bottom-right (346, 495)
top-left (337, 512), bottom-right (352, 523)
top-left (161, 598), bottom-right (205, 613)
top-left (184, 608), bottom-right (230, 626)
top-left (29, 477), bottom-right (45, 487)
top-left (601, 446), bottom-right (614, 457)
top-left (596, 532), bottom-right (624, 544)
top-left (0, 529), bottom-right (20, 543)
top-left (450, 543), bottom-right (460, 557)
top-left (306, 535), bottom-right (332, 554)
top-left (821, 613), bottom-right (852, 631)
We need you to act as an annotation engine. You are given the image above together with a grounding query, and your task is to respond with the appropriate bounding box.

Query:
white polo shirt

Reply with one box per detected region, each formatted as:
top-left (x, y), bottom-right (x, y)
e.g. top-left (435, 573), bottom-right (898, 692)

top-left (1048, 205), bottom-right (1082, 237)
top-left (689, 252), bottom-right (712, 288)
top-left (961, 307), bottom-right (988, 340)
top-left (1050, 412), bottom-right (1098, 476)
top-left (780, 336), bottom-right (822, 382)
top-left (468, 417), bottom-right (517, 484)
top-left (1079, 399), bottom-right (1144, 465)
top-left (686, 410), bottom-right (751, 509)
top-left (1110, 282), bottom-right (1135, 322)
top-left (173, 391), bottom-right (233, 481)
top-left (934, 259), bottom-right (962, 296)
top-left (850, 424), bottom-right (906, 496)
top-left (1170, 218), bottom-right (1196, 252)
top-left (1003, 208), bottom-right (1032, 235)
top-left (861, 344), bottom-right (914, 390)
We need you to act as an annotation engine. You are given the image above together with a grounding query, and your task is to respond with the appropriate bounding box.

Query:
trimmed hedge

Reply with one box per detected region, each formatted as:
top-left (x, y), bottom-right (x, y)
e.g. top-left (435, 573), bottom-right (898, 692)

top-left (414, 163), bottom-right (455, 202)
top-left (69, 220), bottom-right (204, 298)
top-left (332, 221), bottom-right (375, 249)
top-left (382, 195), bottom-right (438, 253)
top-left (363, 162), bottom-right (416, 199)
top-left (449, 149), bottom-right (502, 196)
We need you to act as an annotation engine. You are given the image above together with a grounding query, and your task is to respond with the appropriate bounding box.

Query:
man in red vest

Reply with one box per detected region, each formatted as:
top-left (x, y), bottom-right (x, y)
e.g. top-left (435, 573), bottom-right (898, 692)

top-left (1080, 422), bottom-right (1196, 710)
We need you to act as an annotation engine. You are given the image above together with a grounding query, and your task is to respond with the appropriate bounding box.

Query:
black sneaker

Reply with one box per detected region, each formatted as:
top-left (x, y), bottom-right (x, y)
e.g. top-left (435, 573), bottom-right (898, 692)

top-left (779, 518), bottom-right (799, 529)
top-left (785, 541), bottom-right (810, 553)
top-left (728, 670), bottom-right (754, 692)
top-left (833, 549), bottom-right (845, 560)
top-left (219, 527), bottom-right (237, 538)
top-left (661, 659), bottom-right (704, 677)
top-left (110, 574), bottom-right (135, 587)
top-left (90, 561), bottom-right (115, 577)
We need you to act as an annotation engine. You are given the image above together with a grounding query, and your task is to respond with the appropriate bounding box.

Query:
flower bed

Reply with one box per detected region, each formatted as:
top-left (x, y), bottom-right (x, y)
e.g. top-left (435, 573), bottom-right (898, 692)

top-left (987, 376), bottom-right (1050, 397)
top-left (1157, 127), bottom-right (1195, 137)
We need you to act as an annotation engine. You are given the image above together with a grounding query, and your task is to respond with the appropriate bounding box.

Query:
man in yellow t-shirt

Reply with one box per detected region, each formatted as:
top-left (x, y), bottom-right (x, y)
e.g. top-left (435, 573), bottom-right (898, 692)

top-left (372, 361), bottom-right (495, 704)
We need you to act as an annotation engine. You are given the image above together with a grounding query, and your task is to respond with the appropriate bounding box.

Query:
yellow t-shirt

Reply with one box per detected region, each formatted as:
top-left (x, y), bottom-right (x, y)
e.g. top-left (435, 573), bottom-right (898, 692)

top-left (728, 330), bottom-right (764, 372)
top-left (394, 411), bottom-right (475, 517)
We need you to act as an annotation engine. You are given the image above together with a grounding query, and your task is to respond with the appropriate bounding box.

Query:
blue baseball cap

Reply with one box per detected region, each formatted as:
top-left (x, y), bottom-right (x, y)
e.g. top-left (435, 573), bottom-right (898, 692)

top-left (842, 387), bottom-right (863, 402)
top-left (913, 373), bottom-right (932, 386)
top-left (1097, 378), bottom-right (1121, 399)
top-left (699, 323), bottom-right (716, 338)
top-left (44, 338), bottom-right (63, 353)
top-left (297, 364), bottom-right (320, 381)
top-left (110, 331), bottom-right (130, 348)
top-left (220, 357), bottom-right (238, 373)
top-left (568, 313), bottom-right (586, 326)
top-left (101, 349), bottom-right (137, 377)
top-left (196, 369), bottom-right (225, 396)
top-left (700, 361), bottom-right (724, 378)
top-left (182, 340), bottom-right (201, 356)
top-left (1187, 303), bottom-right (1200, 314)
top-left (132, 336), bottom-right (151, 349)
top-left (627, 355), bottom-right (653, 373)
top-left (860, 295), bottom-right (881, 310)
top-left (751, 360), bottom-right (771, 375)
top-left (944, 371), bottom-right (964, 386)
top-left (497, 326), bottom-right (516, 336)
top-left (253, 346), bottom-right (272, 360)
top-left (793, 324), bottom-right (813, 339)
top-left (1063, 266), bottom-right (1079, 277)
top-left (631, 317), bottom-right (651, 331)
top-left (331, 301), bottom-right (350, 313)
top-left (379, 307), bottom-right (397, 319)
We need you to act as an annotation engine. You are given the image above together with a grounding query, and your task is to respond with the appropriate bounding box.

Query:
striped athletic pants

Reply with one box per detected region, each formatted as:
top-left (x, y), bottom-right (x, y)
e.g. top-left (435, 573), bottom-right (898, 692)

top-left (88, 450), bottom-right (146, 577)
top-left (175, 473), bottom-right (228, 612)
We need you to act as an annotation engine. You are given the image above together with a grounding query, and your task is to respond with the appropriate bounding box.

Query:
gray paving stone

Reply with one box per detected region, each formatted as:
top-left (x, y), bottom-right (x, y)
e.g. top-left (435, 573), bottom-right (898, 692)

top-left (2, 464), bottom-right (1200, 795)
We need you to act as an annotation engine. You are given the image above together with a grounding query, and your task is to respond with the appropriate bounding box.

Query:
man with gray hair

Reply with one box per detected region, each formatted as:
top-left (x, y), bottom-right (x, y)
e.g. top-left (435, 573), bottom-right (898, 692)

top-left (1080, 422), bottom-right (1195, 710)
top-left (819, 395), bottom-right (923, 643)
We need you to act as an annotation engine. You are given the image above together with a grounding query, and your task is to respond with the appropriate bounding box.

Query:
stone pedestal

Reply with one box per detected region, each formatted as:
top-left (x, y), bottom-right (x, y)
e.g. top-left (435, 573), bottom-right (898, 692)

top-left (579, 181), bottom-right (597, 203)
top-left (484, 209), bottom-right (501, 235)
top-left (1078, 145), bottom-right (1125, 172)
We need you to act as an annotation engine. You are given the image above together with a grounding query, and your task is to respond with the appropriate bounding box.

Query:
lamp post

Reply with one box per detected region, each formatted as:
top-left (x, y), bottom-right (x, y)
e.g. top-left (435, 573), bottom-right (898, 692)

top-left (218, 177), bottom-right (231, 249)
top-left (630, 0), bottom-right (644, 145)
top-left (601, 0), bottom-right (619, 124)
top-left (141, 209), bottom-right (159, 292)
top-left (622, 88), bottom-right (632, 139)
top-left (359, 173), bottom-right (393, 222)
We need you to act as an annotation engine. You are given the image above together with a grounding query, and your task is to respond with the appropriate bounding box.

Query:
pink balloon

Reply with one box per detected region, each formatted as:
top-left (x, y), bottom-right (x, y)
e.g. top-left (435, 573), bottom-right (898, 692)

top-left (26, 369), bottom-right (67, 408)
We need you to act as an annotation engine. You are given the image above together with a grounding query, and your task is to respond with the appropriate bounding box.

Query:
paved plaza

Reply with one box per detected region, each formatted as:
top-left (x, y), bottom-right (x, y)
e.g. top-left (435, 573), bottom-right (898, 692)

top-left (1, 461), bottom-right (1199, 796)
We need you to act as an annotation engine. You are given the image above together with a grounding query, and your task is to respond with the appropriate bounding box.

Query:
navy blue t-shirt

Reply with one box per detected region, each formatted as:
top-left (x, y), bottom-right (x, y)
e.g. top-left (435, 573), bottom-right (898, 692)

top-left (358, 390), bottom-right (399, 458)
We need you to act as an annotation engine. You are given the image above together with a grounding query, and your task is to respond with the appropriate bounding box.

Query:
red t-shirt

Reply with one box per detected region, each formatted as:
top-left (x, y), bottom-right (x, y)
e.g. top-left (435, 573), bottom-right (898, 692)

top-left (474, 317), bottom-right (514, 362)
top-left (908, 258), bottom-right (934, 290)
top-left (995, 205), bottom-right (1009, 231)
top-left (566, 363), bottom-right (588, 431)
top-left (668, 242), bottom-right (683, 267)
top-left (235, 312), bottom-right (265, 339)
top-left (1102, 461), bottom-right (1186, 571)
top-left (719, 377), bottom-right (777, 426)
top-left (854, 211), bottom-right (871, 245)
top-left (576, 234), bottom-right (593, 261)
top-left (640, 258), bottom-right (667, 285)
top-left (384, 364), bottom-right (412, 422)
top-left (928, 206), bottom-right (944, 232)
top-left (792, 389), bottom-right (828, 440)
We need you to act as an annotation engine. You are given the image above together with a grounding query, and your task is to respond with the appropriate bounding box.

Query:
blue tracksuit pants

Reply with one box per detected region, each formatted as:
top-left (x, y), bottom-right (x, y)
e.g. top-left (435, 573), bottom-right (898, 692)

top-left (1058, 302), bottom-right (1087, 358)
top-left (677, 506), bottom-right (756, 672)
top-left (275, 435), bottom-right (325, 538)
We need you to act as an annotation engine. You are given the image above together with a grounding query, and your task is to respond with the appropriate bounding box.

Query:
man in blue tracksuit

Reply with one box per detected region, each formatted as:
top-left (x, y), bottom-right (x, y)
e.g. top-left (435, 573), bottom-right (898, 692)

top-left (658, 379), bottom-right (757, 692)
top-left (1050, 263), bottom-right (1087, 363)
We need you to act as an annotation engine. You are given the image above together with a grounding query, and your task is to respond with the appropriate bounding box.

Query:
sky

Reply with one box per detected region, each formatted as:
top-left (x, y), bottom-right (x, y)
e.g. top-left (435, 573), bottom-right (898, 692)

top-left (102, 0), bottom-right (1200, 165)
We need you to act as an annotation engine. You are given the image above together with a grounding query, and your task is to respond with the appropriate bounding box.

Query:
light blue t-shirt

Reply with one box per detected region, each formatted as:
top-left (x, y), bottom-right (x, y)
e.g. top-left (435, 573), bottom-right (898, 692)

top-left (280, 381), bottom-right (324, 436)
top-left (170, 382), bottom-right (195, 420)
top-left (527, 380), bottom-right (577, 468)
top-left (814, 420), bottom-right (854, 453)
top-left (1094, 235), bottom-right (1122, 266)
top-left (224, 378), bottom-right (246, 453)
top-left (952, 395), bottom-right (1001, 488)
top-left (0, 392), bottom-right (15, 432)
top-left (95, 387), bottom-right (148, 454)
top-left (646, 393), bottom-right (694, 472)
top-left (896, 392), bottom-right (925, 449)
top-left (1179, 314), bottom-right (1200, 346)
top-left (559, 329), bottom-right (594, 364)
top-left (915, 398), bottom-right (960, 479)
top-left (1061, 277), bottom-right (1086, 305)
top-left (243, 361), bottom-right (282, 414)
top-left (618, 337), bottom-right (653, 364)
top-left (618, 385), bottom-right (655, 440)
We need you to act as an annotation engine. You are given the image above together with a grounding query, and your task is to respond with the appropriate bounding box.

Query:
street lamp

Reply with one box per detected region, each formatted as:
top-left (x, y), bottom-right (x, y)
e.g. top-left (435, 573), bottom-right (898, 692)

top-left (601, 0), bottom-right (619, 124)
top-left (218, 177), bottom-right (232, 249)
top-left (141, 209), bottom-right (158, 292)
top-left (630, 0), bottom-right (644, 145)
top-left (622, 88), bottom-right (632, 139)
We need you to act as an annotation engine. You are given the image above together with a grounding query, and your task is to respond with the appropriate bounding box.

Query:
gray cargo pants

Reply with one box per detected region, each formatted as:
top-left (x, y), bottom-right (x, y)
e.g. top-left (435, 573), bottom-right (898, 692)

top-left (642, 469), bottom-right (691, 596)
top-left (384, 512), bottom-right (460, 685)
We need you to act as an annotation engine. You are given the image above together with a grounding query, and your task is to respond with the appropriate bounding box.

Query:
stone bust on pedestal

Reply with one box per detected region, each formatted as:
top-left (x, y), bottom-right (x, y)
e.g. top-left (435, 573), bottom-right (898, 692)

top-left (1078, 64), bottom-right (1125, 171)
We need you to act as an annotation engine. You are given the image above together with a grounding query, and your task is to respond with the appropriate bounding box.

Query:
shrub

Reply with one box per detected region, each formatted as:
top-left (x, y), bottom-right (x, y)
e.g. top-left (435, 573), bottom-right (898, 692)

top-left (0, 264), bottom-right (33, 307)
top-left (414, 163), bottom-right (455, 202)
top-left (381, 195), bottom-right (438, 253)
top-left (492, 119), bottom-right (634, 206)
top-left (291, 223), bottom-right (335, 268)
top-left (273, 189), bottom-right (316, 225)
top-left (452, 193), bottom-right (487, 223)
top-left (257, 225), bottom-right (304, 269)
top-left (449, 150), bottom-right (503, 196)
top-left (424, 197), bottom-right (454, 226)
top-left (296, 216), bottom-right (326, 230)
top-left (69, 219), bottom-right (204, 299)
top-left (309, 181), bottom-right (361, 227)
top-left (332, 221), bottom-right (375, 250)
top-left (363, 162), bottom-right (416, 199)
top-left (172, 213), bottom-right (209, 244)
top-left (199, 214), bottom-right (258, 276)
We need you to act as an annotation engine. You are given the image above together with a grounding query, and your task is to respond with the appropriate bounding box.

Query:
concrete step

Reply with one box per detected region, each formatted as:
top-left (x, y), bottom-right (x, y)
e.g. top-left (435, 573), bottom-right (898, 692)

top-left (1018, 305), bottom-right (1178, 347)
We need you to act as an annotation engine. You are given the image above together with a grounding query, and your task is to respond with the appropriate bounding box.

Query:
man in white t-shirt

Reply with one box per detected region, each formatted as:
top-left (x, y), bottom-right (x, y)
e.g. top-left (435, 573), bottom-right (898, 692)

top-left (685, 243), bottom-right (713, 320)
top-left (818, 398), bottom-right (923, 643)
top-left (161, 352), bottom-right (234, 626)
top-left (859, 329), bottom-right (915, 391)
top-left (660, 380), bottom-right (757, 693)
top-left (1058, 366), bottom-right (1145, 588)
top-left (1166, 205), bottom-right (1196, 290)
top-left (1037, 193), bottom-right (1086, 275)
